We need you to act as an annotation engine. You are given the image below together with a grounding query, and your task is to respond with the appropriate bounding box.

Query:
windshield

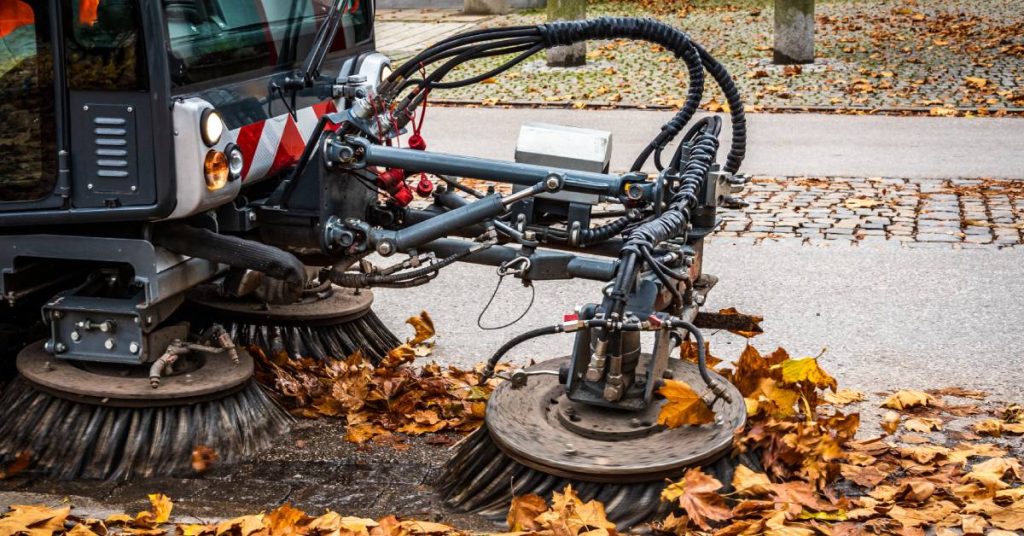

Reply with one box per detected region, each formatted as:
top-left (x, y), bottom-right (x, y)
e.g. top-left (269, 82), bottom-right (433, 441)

top-left (164, 0), bottom-right (372, 87)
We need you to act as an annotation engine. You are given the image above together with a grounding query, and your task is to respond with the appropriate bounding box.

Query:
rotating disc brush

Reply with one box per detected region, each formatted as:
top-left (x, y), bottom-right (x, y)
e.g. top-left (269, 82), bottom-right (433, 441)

top-left (0, 341), bottom-right (291, 480)
top-left (437, 357), bottom-right (747, 528)
top-left (187, 286), bottom-right (401, 365)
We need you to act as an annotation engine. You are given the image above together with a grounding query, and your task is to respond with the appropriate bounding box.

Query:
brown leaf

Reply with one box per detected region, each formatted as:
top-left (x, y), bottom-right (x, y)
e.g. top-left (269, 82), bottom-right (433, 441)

top-left (657, 380), bottom-right (715, 428)
top-left (405, 312), bottom-right (435, 346)
top-left (215, 514), bottom-right (265, 536)
top-left (265, 504), bottom-right (308, 536)
top-left (731, 465), bottom-right (772, 497)
top-left (881, 390), bottom-right (939, 411)
top-left (507, 494), bottom-right (547, 532)
top-left (192, 446), bottom-right (219, 474)
top-left (0, 451), bottom-right (30, 480)
top-left (661, 468), bottom-right (731, 530)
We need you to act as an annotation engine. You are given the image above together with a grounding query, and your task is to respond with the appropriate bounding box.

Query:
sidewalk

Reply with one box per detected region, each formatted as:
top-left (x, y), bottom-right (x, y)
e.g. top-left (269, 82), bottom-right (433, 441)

top-left (416, 107), bottom-right (1024, 180)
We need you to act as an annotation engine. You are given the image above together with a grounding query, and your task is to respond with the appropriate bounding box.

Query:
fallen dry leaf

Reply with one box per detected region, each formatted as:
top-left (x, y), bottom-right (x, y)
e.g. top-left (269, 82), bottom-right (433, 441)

top-left (881, 390), bottom-right (939, 411)
top-left (657, 379), bottom-right (715, 428)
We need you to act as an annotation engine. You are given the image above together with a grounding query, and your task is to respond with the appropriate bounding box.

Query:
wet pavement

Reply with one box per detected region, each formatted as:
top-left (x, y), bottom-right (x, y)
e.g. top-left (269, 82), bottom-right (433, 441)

top-left (0, 419), bottom-right (497, 530)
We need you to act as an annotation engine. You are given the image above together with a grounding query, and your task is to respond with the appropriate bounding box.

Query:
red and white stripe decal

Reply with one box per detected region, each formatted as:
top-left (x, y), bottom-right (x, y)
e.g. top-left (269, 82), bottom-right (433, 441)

top-left (227, 100), bottom-right (339, 182)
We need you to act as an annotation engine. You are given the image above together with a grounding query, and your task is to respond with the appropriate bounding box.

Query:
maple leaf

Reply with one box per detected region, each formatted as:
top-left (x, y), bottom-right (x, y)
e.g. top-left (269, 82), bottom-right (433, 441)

top-left (265, 504), bottom-right (308, 536)
top-left (546, 485), bottom-right (616, 536)
top-left (776, 357), bottom-right (837, 392)
top-left (881, 390), bottom-right (939, 411)
top-left (657, 380), bottom-right (715, 428)
top-left (732, 465), bottom-right (772, 497)
top-left (823, 389), bottom-right (864, 406)
top-left (507, 494), bottom-right (547, 532)
top-left (661, 468), bottom-right (731, 530)
top-left (215, 514), bottom-right (266, 536)
top-left (0, 505), bottom-right (71, 536)
top-left (904, 417), bottom-right (943, 433)
top-left (405, 312), bottom-right (435, 346)
top-left (135, 494), bottom-right (173, 528)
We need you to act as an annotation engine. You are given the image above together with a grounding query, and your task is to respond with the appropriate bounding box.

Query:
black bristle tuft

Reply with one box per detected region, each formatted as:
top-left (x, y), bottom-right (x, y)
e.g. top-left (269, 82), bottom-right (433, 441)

top-left (0, 377), bottom-right (292, 480)
top-left (438, 427), bottom-right (748, 530)
top-left (222, 310), bottom-right (401, 364)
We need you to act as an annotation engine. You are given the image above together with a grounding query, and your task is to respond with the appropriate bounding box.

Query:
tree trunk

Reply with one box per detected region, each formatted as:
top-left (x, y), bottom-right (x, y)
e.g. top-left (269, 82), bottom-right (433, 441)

top-left (773, 0), bottom-right (814, 65)
top-left (546, 0), bottom-right (586, 67)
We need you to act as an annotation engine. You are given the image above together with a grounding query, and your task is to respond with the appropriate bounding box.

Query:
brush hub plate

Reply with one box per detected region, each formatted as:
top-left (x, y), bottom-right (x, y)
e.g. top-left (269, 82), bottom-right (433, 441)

top-left (188, 286), bottom-right (374, 326)
top-left (485, 357), bottom-right (745, 483)
top-left (17, 340), bottom-right (254, 407)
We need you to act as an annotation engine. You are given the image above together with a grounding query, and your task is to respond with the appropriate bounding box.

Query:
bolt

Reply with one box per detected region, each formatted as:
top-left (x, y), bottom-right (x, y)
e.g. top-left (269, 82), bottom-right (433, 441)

top-left (54, 342), bottom-right (67, 354)
top-left (52, 310), bottom-right (62, 320)
top-left (70, 331), bottom-right (81, 342)
top-left (523, 230), bottom-right (537, 241)
top-left (127, 106), bottom-right (133, 113)
top-left (662, 370), bottom-right (674, 379)
top-left (376, 241), bottom-right (395, 256)
top-left (104, 338), bottom-right (116, 350)
top-left (545, 174), bottom-right (562, 191)
top-left (87, 183), bottom-right (94, 190)
top-left (630, 418), bottom-right (643, 428)
top-left (129, 342), bottom-right (140, 354)
top-left (130, 186), bottom-right (137, 192)
top-left (83, 105), bottom-right (89, 111)
top-left (563, 444), bottom-right (577, 456)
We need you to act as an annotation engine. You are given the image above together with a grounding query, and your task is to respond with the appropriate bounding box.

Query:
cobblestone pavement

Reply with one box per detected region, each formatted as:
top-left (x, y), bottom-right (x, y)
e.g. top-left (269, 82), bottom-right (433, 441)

top-left (380, 0), bottom-right (1024, 115)
top-left (713, 177), bottom-right (1024, 248)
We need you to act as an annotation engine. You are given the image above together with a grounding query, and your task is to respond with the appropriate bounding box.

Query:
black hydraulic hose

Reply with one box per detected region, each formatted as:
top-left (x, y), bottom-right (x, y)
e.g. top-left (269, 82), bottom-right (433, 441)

top-left (152, 223), bottom-right (306, 286)
top-left (668, 319), bottom-right (730, 401)
top-left (481, 324), bottom-right (564, 380)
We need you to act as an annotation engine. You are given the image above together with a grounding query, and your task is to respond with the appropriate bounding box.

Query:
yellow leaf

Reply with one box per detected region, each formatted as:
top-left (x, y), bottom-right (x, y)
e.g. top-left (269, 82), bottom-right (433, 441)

top-left (397, 520), bottom-right (456, 534)
top-left (177, 524), bottom-right (215, 536)
top-left (405, 312), bottom-right (435, 345)
top-left (881, 411), bottom-right (901, 434)
top-left (731, 465), bottom-right (772, 497)
top-left (506, 494), bottom-right (547, 532)
top-left (823, 389), bottom-right (864, 406)
top-left (843, 198), bottom-right (881, 209)
top-left (656, 379), bottom-right (715, 428)
top-left (776, 357), bottom-right (837, 391)
top-left (215, 514), bottom-right (265, 536)
top-left (881, 390), bottom-right (938, 410)
top-left (904, 417), bottom-right (942, 433)
top-left (148, 494), bottom-right (173, 524)
top-left (67, 524), bottom-right (101, 536)
top-left (965, 76), bottom-right (989, 88)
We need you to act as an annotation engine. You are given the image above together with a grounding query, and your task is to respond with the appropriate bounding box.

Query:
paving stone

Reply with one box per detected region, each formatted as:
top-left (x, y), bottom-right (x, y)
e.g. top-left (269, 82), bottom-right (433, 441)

top-left (917, 233), bottom-right (961, 243)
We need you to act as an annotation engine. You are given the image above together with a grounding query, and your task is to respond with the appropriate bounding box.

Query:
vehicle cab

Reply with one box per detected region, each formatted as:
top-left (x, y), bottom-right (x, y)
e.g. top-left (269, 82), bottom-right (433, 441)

top-left (0, 0), bottom-right (388, 227)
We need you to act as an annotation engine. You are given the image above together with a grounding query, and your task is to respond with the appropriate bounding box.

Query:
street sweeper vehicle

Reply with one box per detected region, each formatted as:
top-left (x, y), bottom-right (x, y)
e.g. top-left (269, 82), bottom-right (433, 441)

top-left (0, 0), bottom-right (751, 525)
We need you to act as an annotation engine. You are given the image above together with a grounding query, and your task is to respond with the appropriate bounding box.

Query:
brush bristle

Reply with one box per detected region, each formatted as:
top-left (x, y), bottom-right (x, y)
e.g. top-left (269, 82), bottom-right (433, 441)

top-left (438, 427), bottom-right (747, 529)
top-left (0, 377), bottom-right (292, 480)
top-left (222, 310), bottom-right (401, 364)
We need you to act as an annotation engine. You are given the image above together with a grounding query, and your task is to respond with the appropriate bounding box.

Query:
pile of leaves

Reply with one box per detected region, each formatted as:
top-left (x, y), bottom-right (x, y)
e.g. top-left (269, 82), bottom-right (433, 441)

top-left (0, 494), bottom-right (460, 536)
top-left (252, 312), bottom-right (498, 448)
top-left (641, 343), bottom-right (1024, 534)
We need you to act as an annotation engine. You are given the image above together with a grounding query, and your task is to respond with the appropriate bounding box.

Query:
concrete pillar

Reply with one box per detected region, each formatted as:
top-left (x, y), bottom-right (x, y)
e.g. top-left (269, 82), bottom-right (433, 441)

top-left (546, 0), bottom-right (586, 67)
top-left (464, 0), bottom-right (509, 15)
top-left (773, 0), bottom-right (814, 65)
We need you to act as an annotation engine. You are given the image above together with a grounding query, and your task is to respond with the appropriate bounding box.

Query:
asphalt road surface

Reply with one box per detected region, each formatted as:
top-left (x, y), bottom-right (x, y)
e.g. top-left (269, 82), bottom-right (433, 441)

top-left (374, 239), bottom-right (1024, 403)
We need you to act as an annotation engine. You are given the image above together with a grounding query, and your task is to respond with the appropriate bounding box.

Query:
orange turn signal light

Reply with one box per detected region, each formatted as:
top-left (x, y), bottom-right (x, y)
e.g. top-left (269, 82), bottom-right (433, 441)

top-left (204, 150), bottom-right (229, 191)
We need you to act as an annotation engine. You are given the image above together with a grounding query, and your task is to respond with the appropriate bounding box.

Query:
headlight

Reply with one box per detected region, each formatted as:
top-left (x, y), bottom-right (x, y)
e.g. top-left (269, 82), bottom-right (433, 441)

top-left (226, 144), bottom-right (244, 181)
top-left (200, 108), bottom-right (224, 147)
top-left (204, 150), bottom-right (229, 191)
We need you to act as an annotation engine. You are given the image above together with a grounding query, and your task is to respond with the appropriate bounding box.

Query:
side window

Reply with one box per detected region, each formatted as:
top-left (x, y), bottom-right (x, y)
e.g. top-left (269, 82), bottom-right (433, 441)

top-left (0, 0), bottom-right (57, 203)
top-left (65, 0), bottom-right (147, 90)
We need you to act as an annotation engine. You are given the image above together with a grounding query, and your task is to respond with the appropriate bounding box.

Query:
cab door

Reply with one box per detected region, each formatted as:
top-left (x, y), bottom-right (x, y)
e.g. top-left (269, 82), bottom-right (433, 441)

top-left (62, 0), bottom-right (157, 209)
top-left (0, 0), bottom-right (64, 210)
